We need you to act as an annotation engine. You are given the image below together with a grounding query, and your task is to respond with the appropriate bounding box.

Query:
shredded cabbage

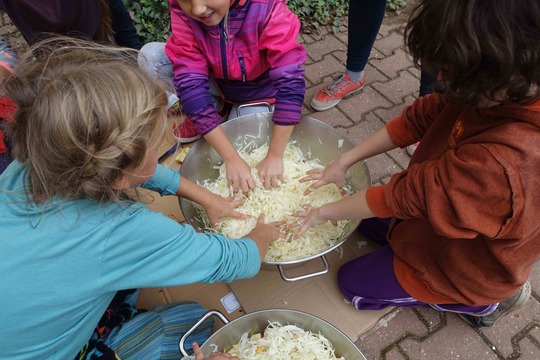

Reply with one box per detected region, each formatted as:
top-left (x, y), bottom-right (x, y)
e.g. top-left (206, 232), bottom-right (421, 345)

top-left (226, 321), bottom-right (345, 360)
top-left (196, 141), bottom-right (352, 262)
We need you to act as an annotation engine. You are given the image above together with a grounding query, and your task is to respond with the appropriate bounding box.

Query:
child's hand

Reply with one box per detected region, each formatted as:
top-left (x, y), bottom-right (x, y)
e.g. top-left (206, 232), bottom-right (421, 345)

top-left (205, 195), bottom-right (249, 229)
top-left (287, 205), bottom-right (332, 239)
top-left (225, 157), bottom-right (255, 193)
top-left (300, 160), bottom-right (347, 195)
top-left (246, 214), bottom-right (286, 260)
top-left (192, 342), bottom-right (239, 360)
top-left (256, 154), bottom-right (284, 189)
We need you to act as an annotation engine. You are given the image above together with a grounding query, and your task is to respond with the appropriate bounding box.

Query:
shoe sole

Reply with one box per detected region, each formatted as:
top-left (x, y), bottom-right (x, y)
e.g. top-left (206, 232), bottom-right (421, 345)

top-left (310, 85), bottom-right (365, 112)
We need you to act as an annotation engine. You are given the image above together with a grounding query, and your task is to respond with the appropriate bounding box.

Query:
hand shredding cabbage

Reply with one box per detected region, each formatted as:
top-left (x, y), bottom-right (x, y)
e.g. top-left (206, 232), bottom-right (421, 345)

top-left (196, 141), bottom-right (351, 262)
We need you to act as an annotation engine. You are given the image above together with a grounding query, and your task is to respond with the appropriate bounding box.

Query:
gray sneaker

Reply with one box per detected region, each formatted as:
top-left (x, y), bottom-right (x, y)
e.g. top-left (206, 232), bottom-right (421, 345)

top-left (460, 281), bottom-right (531, 328)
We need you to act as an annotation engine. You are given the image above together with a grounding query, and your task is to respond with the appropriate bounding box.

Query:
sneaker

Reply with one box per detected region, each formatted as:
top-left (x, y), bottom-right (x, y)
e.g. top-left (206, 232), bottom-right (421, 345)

top-left (167, 100), bottom-right (182, 117)
top-left (311, 73), bottom-right (365, 111)
top-left (459, 281), bottom-right (531, 328)
top-left (173, 117), bottom-right (201, 143)
top-left (406, 142), bottom-right (419, 157)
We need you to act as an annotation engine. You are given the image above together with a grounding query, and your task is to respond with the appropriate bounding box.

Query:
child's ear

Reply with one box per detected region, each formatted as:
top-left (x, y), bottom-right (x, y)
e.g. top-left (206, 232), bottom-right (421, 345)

top-left (111, 174), bottom-right (130, 191)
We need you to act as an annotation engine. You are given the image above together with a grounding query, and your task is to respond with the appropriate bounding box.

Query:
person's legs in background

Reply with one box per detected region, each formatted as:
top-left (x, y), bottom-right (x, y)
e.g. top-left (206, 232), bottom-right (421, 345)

top-left (311, 0), bottom-right (387, 111)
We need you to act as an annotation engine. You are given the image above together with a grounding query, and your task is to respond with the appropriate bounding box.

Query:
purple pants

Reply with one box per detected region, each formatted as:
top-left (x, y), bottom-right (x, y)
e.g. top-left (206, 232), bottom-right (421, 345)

top-left (337, 218), bottom-right (497, 316)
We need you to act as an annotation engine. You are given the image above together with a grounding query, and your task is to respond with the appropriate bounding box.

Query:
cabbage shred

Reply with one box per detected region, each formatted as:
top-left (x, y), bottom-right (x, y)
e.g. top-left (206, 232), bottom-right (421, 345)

top-left (227, 321), bottom-right (345, 360)
top-left (196, 141), bottom-right (351, 262)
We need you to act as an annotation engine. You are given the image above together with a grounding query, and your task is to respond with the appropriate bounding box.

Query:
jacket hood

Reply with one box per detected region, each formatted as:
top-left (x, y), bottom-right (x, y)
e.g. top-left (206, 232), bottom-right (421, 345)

top-left (479, 97), bottom-right (540, 131)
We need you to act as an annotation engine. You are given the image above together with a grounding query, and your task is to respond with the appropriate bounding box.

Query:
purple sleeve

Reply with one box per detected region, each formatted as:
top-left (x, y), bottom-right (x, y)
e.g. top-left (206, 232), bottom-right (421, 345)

top-left (173, 73), bottom-right (222, 135)
top-left (269, 62), bottom-right (306, 126)
top-left (261, 0), bottom-right (306, 126)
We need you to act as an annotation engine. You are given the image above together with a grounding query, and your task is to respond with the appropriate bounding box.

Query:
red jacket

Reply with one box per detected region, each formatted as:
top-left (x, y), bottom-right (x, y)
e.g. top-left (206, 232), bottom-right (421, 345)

top-left (0, 97), bottom-right (17, 154)
top-left (366, 94), bottom-right (540, 305)
top-left (165, 0), bottom-right (306, 135)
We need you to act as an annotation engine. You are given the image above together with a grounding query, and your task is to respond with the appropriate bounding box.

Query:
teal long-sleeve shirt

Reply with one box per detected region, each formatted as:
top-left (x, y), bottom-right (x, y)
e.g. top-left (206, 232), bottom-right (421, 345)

top-left (0, 161), bottom-right (260, 359)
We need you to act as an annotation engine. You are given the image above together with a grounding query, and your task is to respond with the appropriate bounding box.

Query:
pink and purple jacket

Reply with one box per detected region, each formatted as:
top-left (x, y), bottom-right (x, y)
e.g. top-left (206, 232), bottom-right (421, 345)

top-left (165, 0), bottom-right (307, 135)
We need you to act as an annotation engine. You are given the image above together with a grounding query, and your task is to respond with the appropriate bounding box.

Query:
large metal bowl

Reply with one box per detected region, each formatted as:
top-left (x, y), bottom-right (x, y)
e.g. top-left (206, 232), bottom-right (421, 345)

top-left (179, 113), bottom-right (371, 281)
top-left (179, 309), bottom-right (367, 359)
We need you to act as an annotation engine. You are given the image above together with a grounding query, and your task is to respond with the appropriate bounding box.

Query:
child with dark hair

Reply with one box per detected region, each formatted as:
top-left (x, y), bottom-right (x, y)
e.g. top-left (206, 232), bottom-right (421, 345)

top-left (0, 38), bottom-right (282, 359)
top-left (292, 0), bottom-right (540, 327)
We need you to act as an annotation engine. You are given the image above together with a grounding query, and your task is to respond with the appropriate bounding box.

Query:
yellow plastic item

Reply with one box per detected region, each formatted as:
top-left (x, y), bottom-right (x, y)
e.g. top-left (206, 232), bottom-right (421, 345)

top-left (175, 146), bottom-right (191, 163)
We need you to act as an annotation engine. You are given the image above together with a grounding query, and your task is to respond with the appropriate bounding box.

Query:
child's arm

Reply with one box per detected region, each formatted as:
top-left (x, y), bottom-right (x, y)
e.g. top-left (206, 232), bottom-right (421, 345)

top-left (176, 175), bottom-right (249, 227)
top-left (303, 125), bottom-right (396, 195)
top-left (204, 126), bottom-right (255, 193)
top-left (257, 1), bottom-right (306, 187)
top-left (141, 165), bottom-right (247, 226)
top-left (291, 189), bottom-right (375, 239)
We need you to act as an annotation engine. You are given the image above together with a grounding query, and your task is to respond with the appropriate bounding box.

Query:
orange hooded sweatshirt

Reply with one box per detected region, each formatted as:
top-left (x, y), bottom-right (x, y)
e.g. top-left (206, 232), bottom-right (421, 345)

top-left (366, 94), bottom-right (540, 306)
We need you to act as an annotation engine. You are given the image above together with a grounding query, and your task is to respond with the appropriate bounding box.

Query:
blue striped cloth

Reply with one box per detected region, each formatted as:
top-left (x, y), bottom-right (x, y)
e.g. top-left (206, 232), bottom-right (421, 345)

top-left (79, 301), bottom-right (213, 360)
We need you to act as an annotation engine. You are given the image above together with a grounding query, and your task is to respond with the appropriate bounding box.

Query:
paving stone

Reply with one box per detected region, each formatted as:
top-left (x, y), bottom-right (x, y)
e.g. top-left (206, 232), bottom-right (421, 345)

top-left (303, 86), bottom-right (319, 111)
top-left (301, 26), bottom-right (332, 44)
top-left (342, 113), bottom-right (386, 143)
top-left (304, 54), bottom-right (346, 85)
top-left (365, 154), bottom-right (402, 183)
top-left (358, 308), bottom-right (429, 360)
top-left (373, 32), bottom-right (407, 57)
top-left (309, 107), bottom-right (354, 128)
top-left (528, 261), bottom-right (540, 292)
top-left (387, 147), bottom-right (411, 171)
top-left (371, 48), bottom-right (415, 79)
top-left (479, 296), bottom-right (540, 358)
top-left (414, 306), bottom-right (445, 332)
top-left (303, 34), bottom-right (345, 61)
top-left (374, 102), bottom-right (408, 124)
top-left (338, 87), bottom-right (393, 123)
top-left (399, 313), bottom-right (498, 360)
top-left (529, 325), bottom-right (540, 343)
top-left (378, 23), bottom-right (397, 38)
top-left (407, 66), bottom-right (421, 79)
top-left (372, 71), bottom-right (421, 105)
top-left (385, 347), bottom-right (408, 360)
top-left (333, 49), bottom-right (347, 67)
top-left (335, 28), bottom-right (348, 44)
top-left (365, 63), bottom-right (392, 86)
top-left (517, 337), bottom-right (540, 360)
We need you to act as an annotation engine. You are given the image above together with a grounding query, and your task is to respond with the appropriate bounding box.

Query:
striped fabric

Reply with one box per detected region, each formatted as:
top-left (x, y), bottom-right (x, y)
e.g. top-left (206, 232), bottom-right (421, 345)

top-left (102, 302), bottom-right (213, 360)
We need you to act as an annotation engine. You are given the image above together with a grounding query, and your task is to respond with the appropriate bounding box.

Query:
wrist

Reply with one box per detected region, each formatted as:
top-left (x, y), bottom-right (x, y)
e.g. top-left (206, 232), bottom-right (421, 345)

top-left (336, 155), bottom-right (352, 172)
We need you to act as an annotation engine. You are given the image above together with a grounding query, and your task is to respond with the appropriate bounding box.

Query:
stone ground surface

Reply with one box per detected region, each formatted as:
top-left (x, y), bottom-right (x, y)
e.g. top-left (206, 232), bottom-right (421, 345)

top-left (2, 5), bottom-right (539, 360)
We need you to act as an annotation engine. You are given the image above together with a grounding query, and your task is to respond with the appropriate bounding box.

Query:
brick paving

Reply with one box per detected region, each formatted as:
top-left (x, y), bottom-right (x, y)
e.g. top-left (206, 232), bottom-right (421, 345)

top-left (2, 6), bottom-right (539, 360)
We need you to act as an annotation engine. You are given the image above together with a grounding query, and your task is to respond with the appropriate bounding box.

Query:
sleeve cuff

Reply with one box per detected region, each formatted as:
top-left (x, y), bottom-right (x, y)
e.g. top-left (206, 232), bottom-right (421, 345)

top-left (366, 185), bottom-right (393, 218)
top-left (386, 117), bottom-right (416, 148)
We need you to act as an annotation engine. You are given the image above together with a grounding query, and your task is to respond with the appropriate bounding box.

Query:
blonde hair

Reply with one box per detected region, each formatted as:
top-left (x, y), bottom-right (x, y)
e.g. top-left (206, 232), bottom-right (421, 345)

top-left (4, 37), bottom-right (168, 203)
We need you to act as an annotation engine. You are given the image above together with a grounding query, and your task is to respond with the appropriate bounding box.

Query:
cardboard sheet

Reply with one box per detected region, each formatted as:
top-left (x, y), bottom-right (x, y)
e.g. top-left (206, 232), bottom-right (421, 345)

top-left (228, 231), bottom-right (392, 341)
top-left (136, 133), bottom-right (392, 342)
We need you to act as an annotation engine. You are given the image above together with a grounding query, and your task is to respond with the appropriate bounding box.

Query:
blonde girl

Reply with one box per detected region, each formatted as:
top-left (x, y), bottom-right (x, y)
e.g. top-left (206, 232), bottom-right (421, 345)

top-left (0, 38), bottom-right (281, 359)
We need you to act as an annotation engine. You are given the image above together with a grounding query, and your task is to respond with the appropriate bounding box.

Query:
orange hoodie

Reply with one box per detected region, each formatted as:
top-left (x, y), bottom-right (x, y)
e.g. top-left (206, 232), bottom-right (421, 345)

top-left (366, 94), bottom-right (540, 306)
